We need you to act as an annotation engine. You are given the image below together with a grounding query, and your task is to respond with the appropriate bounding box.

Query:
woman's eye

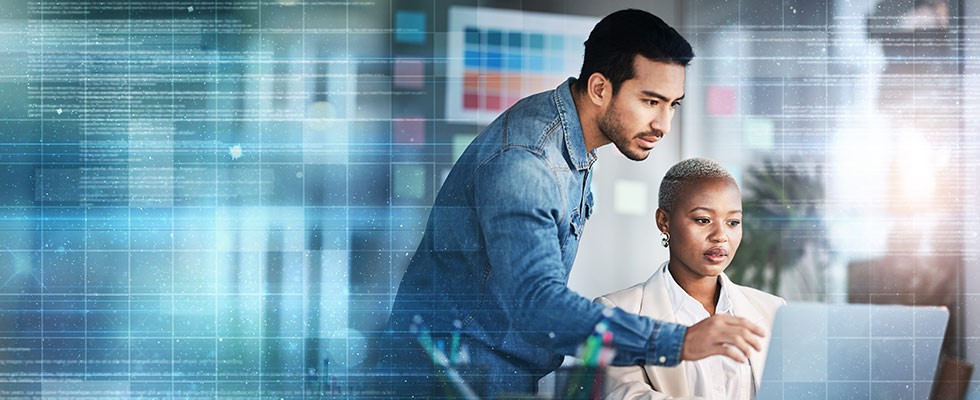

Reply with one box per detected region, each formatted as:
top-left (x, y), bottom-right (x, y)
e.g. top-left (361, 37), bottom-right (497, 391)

top-left (695, 218), bottom-right (710, 224)
top-left (671, 102), bottom-right (681, 109)
top-left (728, 220), bottom-right (741, 227)
top-left (645, 100), bottom-right (658, 106)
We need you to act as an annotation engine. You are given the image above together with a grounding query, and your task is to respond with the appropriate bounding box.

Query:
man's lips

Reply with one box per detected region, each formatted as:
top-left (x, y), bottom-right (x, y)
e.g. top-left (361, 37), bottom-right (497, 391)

top-left (636, 134), bottom-right (661, 149)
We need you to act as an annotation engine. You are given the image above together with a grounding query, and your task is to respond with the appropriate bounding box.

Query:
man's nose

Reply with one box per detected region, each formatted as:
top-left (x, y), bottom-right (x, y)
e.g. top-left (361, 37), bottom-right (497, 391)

top-left (651, 108), bottom-right (672, 136)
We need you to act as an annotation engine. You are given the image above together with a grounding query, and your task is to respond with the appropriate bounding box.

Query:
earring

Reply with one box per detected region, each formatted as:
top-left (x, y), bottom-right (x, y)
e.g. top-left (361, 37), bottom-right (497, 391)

top-left (661, 232), bottom-right (670, 248)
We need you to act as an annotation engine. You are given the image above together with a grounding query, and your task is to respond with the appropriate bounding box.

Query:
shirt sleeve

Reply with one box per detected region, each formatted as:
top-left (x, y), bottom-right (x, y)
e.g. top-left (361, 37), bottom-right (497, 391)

top-left (473, 148), bottom-right (686, 367)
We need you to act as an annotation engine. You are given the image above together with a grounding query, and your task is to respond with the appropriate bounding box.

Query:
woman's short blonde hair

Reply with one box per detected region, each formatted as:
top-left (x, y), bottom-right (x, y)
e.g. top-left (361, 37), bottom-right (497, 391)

top-left (658, 157), bottom-right (736, 212)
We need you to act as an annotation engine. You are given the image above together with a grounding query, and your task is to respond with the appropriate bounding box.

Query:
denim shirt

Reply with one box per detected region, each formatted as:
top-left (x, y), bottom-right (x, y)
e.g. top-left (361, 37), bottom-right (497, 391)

top-left (386, 78), bottom-right (687, 396)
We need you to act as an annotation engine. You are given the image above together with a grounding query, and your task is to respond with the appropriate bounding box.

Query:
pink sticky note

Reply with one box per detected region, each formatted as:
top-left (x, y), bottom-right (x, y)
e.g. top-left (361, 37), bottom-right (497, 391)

top-left (707, 86), bottom-right (736, 115)
top-left (394, 59), bottom-right (425, 89)
top-left (394, 118), bottom-right (426, 143)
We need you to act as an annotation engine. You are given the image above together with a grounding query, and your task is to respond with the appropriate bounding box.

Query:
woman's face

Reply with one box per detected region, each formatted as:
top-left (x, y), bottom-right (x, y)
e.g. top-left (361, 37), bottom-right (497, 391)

top-left (658, 178), bottom-right (743, 281)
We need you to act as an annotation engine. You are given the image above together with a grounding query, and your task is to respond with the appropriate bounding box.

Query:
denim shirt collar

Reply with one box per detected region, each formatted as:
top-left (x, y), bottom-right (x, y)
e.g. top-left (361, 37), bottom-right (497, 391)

top-left (554, 78), bottom-right (597, 171)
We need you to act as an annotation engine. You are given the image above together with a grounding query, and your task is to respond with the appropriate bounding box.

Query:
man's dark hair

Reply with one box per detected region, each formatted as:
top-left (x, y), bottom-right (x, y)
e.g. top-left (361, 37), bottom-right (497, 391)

top-left (576, 9), bottom-right (694, 94)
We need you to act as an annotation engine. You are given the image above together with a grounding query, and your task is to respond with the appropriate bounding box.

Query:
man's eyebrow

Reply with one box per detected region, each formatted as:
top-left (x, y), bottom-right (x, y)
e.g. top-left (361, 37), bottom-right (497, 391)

top-left (641, 90), bottom-right (685, 102)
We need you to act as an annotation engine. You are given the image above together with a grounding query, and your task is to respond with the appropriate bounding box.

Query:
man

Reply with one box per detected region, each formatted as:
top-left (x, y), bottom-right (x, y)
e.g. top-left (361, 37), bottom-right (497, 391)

top-left (382, 9), bottom-right (765, 398)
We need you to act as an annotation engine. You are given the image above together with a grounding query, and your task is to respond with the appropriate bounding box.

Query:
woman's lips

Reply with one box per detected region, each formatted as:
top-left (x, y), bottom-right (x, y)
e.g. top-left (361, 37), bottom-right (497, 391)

top-left (703, 247), bottom-right (728, 263)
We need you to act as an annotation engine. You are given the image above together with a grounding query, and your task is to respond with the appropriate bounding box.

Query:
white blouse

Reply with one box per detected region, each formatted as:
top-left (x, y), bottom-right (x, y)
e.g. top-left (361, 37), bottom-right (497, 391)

top-left (663, 263), bottom-right (755, 400)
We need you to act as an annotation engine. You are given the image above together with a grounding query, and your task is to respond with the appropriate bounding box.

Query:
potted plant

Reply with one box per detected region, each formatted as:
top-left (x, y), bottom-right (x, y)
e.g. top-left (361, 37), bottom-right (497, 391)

top-left (727, 158), bottom-right (828, 300)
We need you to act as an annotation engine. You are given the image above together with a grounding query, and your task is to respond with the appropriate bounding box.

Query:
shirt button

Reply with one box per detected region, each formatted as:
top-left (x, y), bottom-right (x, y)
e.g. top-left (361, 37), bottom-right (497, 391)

top-left (658, 356), bottom-right (666, 364)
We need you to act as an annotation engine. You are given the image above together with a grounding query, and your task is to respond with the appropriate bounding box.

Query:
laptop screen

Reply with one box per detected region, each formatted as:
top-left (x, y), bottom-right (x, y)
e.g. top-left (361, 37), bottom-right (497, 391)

top-left (756, 302), bottom-right (949, 400)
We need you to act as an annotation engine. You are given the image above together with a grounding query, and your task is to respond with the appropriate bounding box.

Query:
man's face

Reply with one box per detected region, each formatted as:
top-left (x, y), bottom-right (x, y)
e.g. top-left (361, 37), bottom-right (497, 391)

top-left (598, 56), bottom-right (686, 161)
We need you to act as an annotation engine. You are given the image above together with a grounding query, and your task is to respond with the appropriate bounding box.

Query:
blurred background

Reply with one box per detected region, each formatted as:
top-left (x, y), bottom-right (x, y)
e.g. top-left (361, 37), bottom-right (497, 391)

top-left (0, 0), bottom-right (978, 398)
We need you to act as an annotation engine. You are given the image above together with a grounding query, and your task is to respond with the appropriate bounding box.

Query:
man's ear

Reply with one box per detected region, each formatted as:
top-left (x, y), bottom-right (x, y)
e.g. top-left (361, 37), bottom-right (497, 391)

top-left (655, 208), bottom-right (669, 233)
top-left (587, 72), bottom-right (610, 107)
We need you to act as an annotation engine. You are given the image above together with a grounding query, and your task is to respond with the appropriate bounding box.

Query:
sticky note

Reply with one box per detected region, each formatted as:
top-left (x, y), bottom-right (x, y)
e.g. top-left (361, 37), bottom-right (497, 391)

top-left (394, 165), bottom-right (426, 199)
top-left (613, 180), bottom-right (648, 216)
top-left (707, 86), bottom-right (737, 115)
top-left (743, 117), bottom-right (775, 150)
top-left (394, 118), bottom-right (425, 144)
top-left (395, 11), bottom-right (427, 44)
top-left (394, 58), bottom-right (425, 89)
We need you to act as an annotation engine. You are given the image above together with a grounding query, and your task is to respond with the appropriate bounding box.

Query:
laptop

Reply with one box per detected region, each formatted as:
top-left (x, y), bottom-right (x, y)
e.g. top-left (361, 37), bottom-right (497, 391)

top-left (756, 302), bottom-right (949, 400)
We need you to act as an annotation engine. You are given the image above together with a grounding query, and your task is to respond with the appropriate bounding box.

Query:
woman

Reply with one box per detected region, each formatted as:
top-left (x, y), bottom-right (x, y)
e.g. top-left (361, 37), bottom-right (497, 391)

top-left (596, 158), bottom-right (785, 400)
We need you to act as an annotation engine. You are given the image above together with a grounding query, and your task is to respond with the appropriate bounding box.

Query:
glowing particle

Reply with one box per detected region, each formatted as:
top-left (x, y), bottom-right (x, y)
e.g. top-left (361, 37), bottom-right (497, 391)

top-left (187, 6), bottom-right (194, 12)
top-left (56, 108), bottom-right (63, 115)
top-left (229, 145), bottom-right (243, 160)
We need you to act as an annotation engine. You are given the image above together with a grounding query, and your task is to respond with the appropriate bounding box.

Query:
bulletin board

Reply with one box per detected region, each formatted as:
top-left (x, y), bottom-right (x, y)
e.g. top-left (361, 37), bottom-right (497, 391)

top-left (445, 6), bottom-right (598, 124)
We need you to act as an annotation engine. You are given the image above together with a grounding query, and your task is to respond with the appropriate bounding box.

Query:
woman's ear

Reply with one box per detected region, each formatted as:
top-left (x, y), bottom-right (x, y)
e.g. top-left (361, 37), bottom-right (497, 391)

top-left (655, 208), bottom-right (669, 233)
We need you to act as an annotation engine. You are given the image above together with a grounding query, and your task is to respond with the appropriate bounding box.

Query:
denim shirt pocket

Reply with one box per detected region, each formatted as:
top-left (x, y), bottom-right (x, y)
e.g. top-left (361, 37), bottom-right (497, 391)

top-left (569, 209), bottom-right (585, 240)
top-left (569, 192), bottom-right (594, 240)
top-left (583, 191), bottom-right (594, 220)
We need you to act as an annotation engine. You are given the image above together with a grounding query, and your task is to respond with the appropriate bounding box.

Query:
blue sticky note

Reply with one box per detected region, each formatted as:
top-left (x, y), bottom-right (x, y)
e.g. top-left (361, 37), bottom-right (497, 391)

top-left (465, 50), bottom-right (482, 68)
top-left (549, 34), bottom-right (564, 51)
top-left (508, 32), bottom-right (523, 48)
top-left (465, 27), bottom-right (481, 45)
top-left (527, 55), bottom-right (545, 72)
top-left (528, 33), bottom-right (545, 50)
top-left (485, 51), bottom-right (502, 70)
top-left (395, 11), bottom-right (427, 44)
top-left (487, 30), bottom-right (503, 47)
top-left (506, 52), bottom-right (522, 71)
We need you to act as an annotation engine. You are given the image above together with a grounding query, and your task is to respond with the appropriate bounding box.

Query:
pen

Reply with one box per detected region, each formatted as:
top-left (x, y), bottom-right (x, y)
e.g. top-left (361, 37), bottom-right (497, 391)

top-left (592, 330), bottom-right (614, 399)
top-left (450, 319), bottom-right (462, 364)
top-left (411, 315), bottom-right (437, 362)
